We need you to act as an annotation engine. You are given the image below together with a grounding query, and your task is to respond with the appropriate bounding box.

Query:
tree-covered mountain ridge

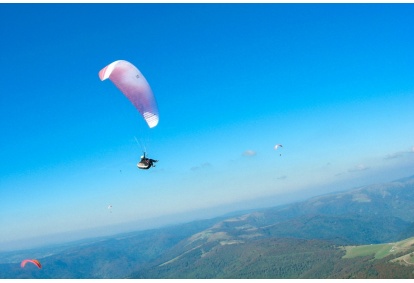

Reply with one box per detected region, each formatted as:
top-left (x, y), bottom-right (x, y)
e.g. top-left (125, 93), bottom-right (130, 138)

top-left (128, 175), bottom-right (414, 278)
top-left (163, 174), bottom-right (414, 253)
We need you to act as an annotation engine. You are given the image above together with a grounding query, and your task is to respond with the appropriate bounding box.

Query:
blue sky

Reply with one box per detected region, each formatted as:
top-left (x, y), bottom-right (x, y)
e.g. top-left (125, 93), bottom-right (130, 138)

top-left (1, 3), bottom-right (414, 251)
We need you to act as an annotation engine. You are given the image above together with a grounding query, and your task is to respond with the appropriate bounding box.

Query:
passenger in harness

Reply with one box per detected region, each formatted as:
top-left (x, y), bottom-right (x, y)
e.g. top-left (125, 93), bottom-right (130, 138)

top-left (137, 153), bottom-right (158, 170)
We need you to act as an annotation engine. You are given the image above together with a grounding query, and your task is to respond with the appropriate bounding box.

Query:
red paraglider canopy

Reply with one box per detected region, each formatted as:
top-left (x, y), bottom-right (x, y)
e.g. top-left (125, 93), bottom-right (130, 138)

top-left (21, 259), bottom-right (42, 269)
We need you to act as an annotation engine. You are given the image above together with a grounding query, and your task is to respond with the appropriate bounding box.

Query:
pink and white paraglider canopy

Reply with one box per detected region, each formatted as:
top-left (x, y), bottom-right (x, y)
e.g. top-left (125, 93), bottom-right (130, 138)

top-left (99, 60), bottom-right (159, 128)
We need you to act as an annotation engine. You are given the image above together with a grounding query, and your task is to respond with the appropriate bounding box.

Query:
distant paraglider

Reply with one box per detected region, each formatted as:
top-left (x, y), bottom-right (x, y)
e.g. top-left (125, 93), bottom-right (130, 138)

top-left (99, 60), bottom-right (159, 169)
top-left (108, 205), bottom-right (113, 213)
top-left (21, 259), bottom-right (42, 269)
top-left (274, 144), bottom-right (283, 156)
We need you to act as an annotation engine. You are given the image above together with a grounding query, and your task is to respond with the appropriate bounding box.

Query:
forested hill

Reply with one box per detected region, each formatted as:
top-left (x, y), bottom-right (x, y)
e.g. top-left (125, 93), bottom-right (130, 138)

top-left (128, 175), bottom-right (414, 278)
top-left (2, 175), bottom-right (414, 279)
top-left (130, 237), bottom-right (414, 279)
top-left (236, 174), bottom-right (414, 245)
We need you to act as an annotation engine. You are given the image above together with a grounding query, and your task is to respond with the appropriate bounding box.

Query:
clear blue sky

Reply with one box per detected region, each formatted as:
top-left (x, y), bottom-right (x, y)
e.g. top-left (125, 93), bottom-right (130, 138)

top-left (1, 3), bottom-right (414, 251)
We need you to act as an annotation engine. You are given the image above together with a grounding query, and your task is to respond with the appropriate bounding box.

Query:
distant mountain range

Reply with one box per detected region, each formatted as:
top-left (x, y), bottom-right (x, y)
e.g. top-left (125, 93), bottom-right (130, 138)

top-left (1, 174), bottom-right (414, 279)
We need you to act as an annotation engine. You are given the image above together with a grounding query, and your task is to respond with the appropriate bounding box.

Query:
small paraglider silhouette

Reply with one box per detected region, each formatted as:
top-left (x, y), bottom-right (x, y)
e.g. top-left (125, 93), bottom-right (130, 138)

top-left (108, 205), bottom-right (113, 213)
top-left (274, 144), bottom-right (283, 156)
top-left (21, 259), bottom-right (42, 269)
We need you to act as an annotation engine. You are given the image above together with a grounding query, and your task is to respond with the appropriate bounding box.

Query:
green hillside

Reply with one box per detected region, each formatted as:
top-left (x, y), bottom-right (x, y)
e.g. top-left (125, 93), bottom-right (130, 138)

top-left (129, 176), bottom-right (414, 279)
top-left (344, 236), bottom-right (414, 260)
top-left (130, 237), bottom-right (414, 279)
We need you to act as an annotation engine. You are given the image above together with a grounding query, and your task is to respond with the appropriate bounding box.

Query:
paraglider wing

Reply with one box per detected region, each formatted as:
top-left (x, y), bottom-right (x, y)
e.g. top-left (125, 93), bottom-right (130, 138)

top-left (274, 144), bottom-right (283, 150)
top-left (21, 259), bottom-right (42, 269)
top-left (99, 60), bottom-right (159, 128)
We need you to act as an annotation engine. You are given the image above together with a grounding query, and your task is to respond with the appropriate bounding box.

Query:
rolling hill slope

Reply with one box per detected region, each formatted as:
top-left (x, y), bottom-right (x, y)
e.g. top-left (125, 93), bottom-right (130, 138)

top-left (128, 175), bottom-right (414, 278)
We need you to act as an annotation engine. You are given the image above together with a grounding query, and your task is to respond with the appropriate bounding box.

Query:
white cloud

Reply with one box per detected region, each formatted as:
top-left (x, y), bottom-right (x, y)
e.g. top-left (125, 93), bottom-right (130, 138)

top-left (384, 152), bottom-right (404, 160)
top-left (384, 147), bottom-right (414, 160)
top-left (242, 150), bottom-right (256, 157)
top-left (277, 175), bottom-right (287, 180)
top-left (190, 162), bottom-right (212, 171)
top-left (348, 164), bottom-right (369, 173)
